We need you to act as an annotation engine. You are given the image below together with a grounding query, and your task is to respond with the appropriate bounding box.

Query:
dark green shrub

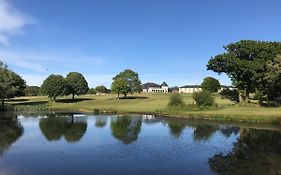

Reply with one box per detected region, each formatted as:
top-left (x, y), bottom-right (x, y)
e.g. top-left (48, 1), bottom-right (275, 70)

top-left (253, 91), bottom-right (263, 101)
top-left (201, 77), bottom-right (221, 93)
top-left (168, 93), bottom-right (185, 107)
top-left (220, 89), bottom-right (239, 103)
top-left (192, 91), bottom-right (215, 107)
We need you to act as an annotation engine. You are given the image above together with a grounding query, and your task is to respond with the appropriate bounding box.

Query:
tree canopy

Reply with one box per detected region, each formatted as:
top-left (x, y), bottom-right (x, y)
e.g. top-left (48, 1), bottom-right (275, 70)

top-left (0, 61), bottom-right (26, 106)
top-left (65, 72), bottom-right (89, 100)
top-left (207, 40), bottom-right (281, 103)
top-left (95, 85), bottom-right (108, 94)
top-left (111, 69), bottom-right (142, 98)
top-left (41, 74), bottom-right (67, 102)
top-left (201, 77), bottom-right (221, 93)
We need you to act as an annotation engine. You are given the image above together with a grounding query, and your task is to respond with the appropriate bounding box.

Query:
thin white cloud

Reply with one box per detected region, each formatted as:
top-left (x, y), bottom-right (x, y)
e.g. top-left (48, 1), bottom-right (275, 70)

top-left (0, 49), bottom-right (106, 73)
top-left (0, 50), bottom-right (48, 72)
top-left (0, 0), bottom-right (34, 45)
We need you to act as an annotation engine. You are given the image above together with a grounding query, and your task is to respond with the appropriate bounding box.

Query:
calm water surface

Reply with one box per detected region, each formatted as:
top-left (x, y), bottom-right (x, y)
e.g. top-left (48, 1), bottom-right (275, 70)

top-left (0, 112), bottom-right (280, 175)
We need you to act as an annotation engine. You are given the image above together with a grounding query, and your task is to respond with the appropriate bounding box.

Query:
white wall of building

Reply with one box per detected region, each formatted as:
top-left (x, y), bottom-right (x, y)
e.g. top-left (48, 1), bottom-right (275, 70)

top-left (179, 87), bottom-right (202, 93)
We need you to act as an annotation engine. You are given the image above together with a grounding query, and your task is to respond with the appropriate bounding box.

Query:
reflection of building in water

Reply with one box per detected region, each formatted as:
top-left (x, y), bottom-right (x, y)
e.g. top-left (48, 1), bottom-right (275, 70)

top-left (142, 115), bottom-right (155, 120)
top-left (142, 115), bottom-right (161, 125)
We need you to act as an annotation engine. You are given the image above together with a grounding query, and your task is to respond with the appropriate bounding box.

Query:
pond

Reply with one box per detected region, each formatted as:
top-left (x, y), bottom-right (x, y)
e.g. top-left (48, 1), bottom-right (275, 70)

top-left (0, 112), bottom-right (280, 175)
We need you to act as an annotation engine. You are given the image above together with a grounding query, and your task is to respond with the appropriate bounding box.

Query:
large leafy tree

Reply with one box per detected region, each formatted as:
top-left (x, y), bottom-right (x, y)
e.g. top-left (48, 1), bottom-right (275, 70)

top-left (111, 69), bottom-right (142, 99)
top-left (201, 77), bottom-right (221, 93)
top-left (264, 55), bottom-right (281, 104)
top-left (207, 40), bottom-right (281, 102)
top-left (65, 72), bottom-right (89, 100)
top-left (41, 74), bottom-right (67, 102)
top-left (0, 61), bottom-right (26, 106)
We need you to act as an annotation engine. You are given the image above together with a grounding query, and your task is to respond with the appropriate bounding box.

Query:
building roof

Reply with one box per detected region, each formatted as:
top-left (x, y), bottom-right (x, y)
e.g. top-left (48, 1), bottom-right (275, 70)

top-left (161, 82), bottom-right (168, 87)
top-left (142, 82), bottom-right (161, 89)
top-left (169, 86), bottom-right (179, 91)
top-left (180, 85), bottom-right (201, 88)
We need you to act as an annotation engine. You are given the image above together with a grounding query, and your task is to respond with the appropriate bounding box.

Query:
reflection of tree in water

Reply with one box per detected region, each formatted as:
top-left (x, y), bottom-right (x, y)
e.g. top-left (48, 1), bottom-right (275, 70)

top-left (193, 125), bottom-right (219, 143)
top-left (110, 116), bottom-right (142, 144)
top-left (95, 116), bottom-right (107, 128)
top-left (166, 120), bottom-right (187, 138)
top-left (0, 114), bottom-right (24, 156)
top-left (39, 115), bottom-right (87, 143)
top-left (209, 129), bottom-right (281, 175)
top-left (220, 126), bottom-right (239, 138)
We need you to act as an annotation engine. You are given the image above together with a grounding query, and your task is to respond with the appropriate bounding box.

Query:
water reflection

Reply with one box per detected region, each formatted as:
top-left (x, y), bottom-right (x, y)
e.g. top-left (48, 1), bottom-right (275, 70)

top-left (220, 126), bottom-right (239, 138)
top-left (110, 116), bottom-right (142, 144)
top-left (0, 113), bottom-right (23, 156)
top-left (95, 116), bottom-right (107, 128)
top-left (164, 119), bottom-right (221, 142)
top-left (1, 113), bottom-right (281, 175)
top-left (209, 129), bottom-right (281, 175)
top-left (193, 125), bottom-right (219, 143)
top-left (39, 114), bottom-right (87, 143)
top-left (166, 120), bottom-right (187, 138)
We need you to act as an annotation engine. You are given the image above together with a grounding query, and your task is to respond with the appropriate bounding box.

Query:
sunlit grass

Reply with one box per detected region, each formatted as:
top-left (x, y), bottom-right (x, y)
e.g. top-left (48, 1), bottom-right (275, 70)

top-left (7, 93), bottom-right (281, 123)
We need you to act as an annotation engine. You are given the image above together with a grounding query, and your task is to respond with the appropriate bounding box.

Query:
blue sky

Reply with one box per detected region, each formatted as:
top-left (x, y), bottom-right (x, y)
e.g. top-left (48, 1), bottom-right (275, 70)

top-left (1, 0), bottom-right (281, 88)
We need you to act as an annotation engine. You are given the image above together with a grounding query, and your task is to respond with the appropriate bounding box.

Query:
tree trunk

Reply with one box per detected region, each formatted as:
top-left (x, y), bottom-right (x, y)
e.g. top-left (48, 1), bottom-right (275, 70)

top-left (245, 90), bottom-right (250, 102)
top-left (124, 93), bottom-right (127, 99)
top-left (72, 94), bottom-right (75, 102)
top-left (1, 99), bottom-right (4, 106)
top-left (53, 96), bottom-right (56, 103)
top-left (117, 93), bottom-right (120, 99)
top-left (239, 90), bottom-right (250, 102)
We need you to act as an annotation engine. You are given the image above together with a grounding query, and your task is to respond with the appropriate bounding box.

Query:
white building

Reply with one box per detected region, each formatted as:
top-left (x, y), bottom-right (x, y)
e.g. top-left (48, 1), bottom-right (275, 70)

top-left (142, 82), bottom-right (169, 93)
top-left (179, 85), bottom-right (234, 93)
top-left (179, 85), bottom-right (202, 93)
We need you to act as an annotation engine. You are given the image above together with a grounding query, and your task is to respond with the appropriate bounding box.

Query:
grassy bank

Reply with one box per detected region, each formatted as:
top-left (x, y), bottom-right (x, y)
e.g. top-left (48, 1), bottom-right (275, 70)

top-left (5, 93), bottom-right (281, 124)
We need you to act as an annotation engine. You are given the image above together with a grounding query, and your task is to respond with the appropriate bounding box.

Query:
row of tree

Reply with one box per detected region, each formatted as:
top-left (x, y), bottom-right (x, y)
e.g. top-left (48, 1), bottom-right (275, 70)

top-left (40, 69), bottom-right (142, 102)
top-left (41, 72), bottom-right (89, 102)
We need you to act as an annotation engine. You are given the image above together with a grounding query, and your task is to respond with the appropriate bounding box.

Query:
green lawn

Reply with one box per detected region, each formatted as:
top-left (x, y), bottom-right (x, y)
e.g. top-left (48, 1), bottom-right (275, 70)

top-left (6, 93), bottom-right (281, 123)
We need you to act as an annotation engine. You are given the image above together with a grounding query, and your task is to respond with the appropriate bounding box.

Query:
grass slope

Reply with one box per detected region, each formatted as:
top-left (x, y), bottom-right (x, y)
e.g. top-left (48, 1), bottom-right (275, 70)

top-left (6, 93), bottom-right (281, 123)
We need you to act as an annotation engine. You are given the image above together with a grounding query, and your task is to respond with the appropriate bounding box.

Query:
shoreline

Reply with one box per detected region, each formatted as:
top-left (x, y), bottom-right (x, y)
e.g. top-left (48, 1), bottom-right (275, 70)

top-left (3, 106), bottom-right (281, 125)
top-left (1, 109), bottom-right (281, 132)
top-left (2, 94), bottom-right (281, 125)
